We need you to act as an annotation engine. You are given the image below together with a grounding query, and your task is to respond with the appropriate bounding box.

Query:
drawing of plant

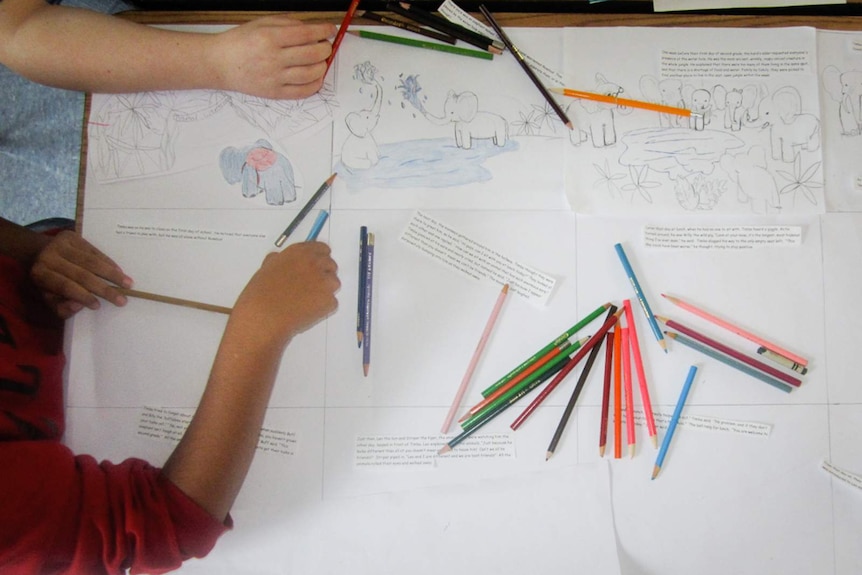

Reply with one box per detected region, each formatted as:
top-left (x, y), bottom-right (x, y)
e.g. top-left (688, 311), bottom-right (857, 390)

top-left (531, 101), bottom-right (562, 134)
top-left (675, 174), bottom-right (726, 211)
top-left (593, 159), bottom-right (626, 198)
top-left (512, 110), bottom-right (541, 136)
top-left (776, 155), bottom-right (822, 205)
top-left (621, 165), bottom-right (660, 203)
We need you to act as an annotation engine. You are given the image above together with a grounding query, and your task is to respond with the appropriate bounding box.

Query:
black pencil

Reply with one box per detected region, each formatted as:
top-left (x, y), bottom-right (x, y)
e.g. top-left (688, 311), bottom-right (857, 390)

top-left (546, 306), bottom-right (617, 460)
top-left (274, 173), bottom-right (336, 247)
top-left (387, 2), bottom-right (503, 54)
top-left (477, 5), bottom-right (572, 130)
top-left (358, 10), bottom-right (458, 45)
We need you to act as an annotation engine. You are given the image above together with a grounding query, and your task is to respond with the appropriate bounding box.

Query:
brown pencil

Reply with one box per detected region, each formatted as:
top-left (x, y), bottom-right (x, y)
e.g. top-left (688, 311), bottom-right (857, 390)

top-left (117, 287), bottom-right (232, 315)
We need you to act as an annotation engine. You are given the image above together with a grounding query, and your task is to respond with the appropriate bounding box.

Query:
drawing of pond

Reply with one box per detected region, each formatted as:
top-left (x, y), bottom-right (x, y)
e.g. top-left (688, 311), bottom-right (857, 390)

top-left (335, 137), bottom-right (519, 190)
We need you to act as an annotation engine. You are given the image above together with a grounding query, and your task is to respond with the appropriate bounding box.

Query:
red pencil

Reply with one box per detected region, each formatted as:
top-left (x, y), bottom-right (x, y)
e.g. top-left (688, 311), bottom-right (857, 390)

top-left (599, 330), bottom-right (614, 457)
top-left (621, 326), bottom-right (636, 458)
top-left (613, 326), bottom-right (622, 459)
top-left (623, 299), bottom-right (657, 448)
top-left (326, 0), bottom-right (362, 75)
top-left (656, 316), bottom-right (803, 388)
top-left (510, 309), bottom-right (623, 430)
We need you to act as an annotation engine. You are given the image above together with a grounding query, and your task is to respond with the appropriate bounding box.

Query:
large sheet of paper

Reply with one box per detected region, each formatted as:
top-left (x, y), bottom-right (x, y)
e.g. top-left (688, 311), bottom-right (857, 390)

top-left (67, 23), bottom-right (860, 575)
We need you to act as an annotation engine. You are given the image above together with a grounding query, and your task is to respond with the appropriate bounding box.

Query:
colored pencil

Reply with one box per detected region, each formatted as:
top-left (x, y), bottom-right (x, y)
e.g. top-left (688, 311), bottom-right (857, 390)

top-left (461, 338), bottom-right (588, 429)
top-left (621, 327), bottom-right (636, 458)
top-left (481, 302), bottom-right (610, 397)
top-left (388, 2), bottom-right (503, 54)
top-left (325, 0), bottom-right (362, 75)
top-left (757, 346), bottom-right (808, 375)
top-left (510, 309), bottom-right (623, 430)
top-left (478, 5), bottom-right (573, 130)
top-left (550, 87), bottom-right (693, 118)
top-left (623, 299), bottom-right (658, 448)
top-left (656, 316), bottom-right (802, 388)
top-left (665, 331), bottom-right (792, 393)
top-left (599, 330), bottom-right (614, 457)
top-left (362, 233), bottom-right (375, 377)
top-left (304, 210), bottom-right (329, 242)
top-left (652, 365), bottom-right (698, 479)
top-left (661, 293), bottom-right (808, 367)
top-left (614, 243), bottom-right (666, 352)
top-left (439, 352), bottom-right (568, 454)
top-left (347, 30), bottom-right (493, 61)
top-left (274, 173), bottom-right (336, 247)
top-left (546, 306), bottom-right (616, 460)
top-left (358, 10), bottom-right (457, 45)
top-left (356, 226), bottom-right (368, 348)
top-left (117, 287), bottom-right (231, 315)
top-left (441, 283), bottom-right (510, 434)
top-left (613, 324), bottom-right (623, 459)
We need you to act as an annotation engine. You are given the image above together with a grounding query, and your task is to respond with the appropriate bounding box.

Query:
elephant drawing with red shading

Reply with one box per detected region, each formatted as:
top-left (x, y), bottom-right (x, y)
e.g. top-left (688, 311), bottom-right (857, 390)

top-left (219, 139), bottom-right (296, 205)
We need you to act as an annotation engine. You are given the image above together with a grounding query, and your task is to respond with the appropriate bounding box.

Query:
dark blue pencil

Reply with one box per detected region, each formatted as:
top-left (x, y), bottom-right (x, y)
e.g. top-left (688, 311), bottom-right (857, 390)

top-left (356, 226), bottom-right (368, 348)
top-left (362, 233), bottom-right (375, 377)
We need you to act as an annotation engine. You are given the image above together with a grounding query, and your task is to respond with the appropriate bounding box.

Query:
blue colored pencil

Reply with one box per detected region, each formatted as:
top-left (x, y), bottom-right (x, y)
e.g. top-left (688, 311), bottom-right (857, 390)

top-left (304, 210), bottom-right (329, 242)
top-left (652, 365), bottom-right (698, 479)
top-left (362, 233), bottom-right (375, 377)
top-left (356, 226), bottom-right (368, 348)
top-left (614, 242), bottom-right (666, 352)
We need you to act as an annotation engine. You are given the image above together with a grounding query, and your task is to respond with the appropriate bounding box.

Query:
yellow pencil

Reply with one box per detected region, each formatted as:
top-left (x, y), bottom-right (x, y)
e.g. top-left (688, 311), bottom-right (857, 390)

top-left (550, 87), bottom-right (693, 118)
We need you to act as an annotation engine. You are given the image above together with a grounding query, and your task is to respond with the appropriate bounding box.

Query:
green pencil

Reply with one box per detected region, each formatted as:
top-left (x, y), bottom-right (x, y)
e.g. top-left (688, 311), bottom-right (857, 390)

top-left (481, 302), bottom-right (611, 397)
top-left (347, 30), bottom-right (493, 61)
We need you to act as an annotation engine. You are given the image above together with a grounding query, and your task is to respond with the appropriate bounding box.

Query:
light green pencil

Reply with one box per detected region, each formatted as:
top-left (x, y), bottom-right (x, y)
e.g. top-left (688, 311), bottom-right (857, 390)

top-left (347, 30), bottom-right (493, 60)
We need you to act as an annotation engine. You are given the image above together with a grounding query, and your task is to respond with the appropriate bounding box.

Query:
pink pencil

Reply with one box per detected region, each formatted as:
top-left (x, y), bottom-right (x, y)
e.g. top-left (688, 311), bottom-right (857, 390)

top-left (441, 284), bottom-right (509, 433)
top-left (662, 294), bottom-right (808, 367)
top-left (623, 299), bottom-right (657, 448)
top-left (621, 327), bottom-right (636, 458)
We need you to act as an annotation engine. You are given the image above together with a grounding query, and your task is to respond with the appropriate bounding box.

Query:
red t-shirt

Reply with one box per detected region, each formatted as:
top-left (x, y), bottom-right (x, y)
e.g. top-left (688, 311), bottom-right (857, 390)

top-left (0, 254), bottom-right (229, 574)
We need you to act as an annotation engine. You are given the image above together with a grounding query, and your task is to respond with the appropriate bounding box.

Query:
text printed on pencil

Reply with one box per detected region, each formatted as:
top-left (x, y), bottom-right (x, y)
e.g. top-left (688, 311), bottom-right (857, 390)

top-left (401, 211), bottom-right (557, 305)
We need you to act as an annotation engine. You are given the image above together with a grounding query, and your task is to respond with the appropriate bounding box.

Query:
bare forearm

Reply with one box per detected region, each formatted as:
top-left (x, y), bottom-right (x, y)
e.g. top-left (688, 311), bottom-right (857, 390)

top-left (0, 4), bottom-right (222, 93)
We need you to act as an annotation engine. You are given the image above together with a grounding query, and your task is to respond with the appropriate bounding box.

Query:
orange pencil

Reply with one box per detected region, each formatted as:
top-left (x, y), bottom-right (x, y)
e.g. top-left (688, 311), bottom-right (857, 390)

top-left (621, 326), bottom-right (636, 458)
top-left (623, 299), bottom-right (657, 449)
top-left (613, 322), bottom-right (622, 459)
top-left (550, 87), bottom-right (692, 118)
top-left (325, 0), bottom-right (362, 75)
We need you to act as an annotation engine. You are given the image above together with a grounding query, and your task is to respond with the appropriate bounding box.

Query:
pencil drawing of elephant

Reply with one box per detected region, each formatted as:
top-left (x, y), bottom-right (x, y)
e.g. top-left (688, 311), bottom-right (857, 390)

top-left (424, 90), bottom-right (508, 149)
top-left (756, 86), bottom-right (821, 162)
top-left (567, 73), bottom-right (631, 147)
top-left (342, 78), bottom-right (382, 170)
top-left (682, 86), bottom-right (712, 131)
top-left (713, 84), bottom-right (762, 131)
top-left (639, 76), bottom-right (686, 127)
top-left (823, 65), bottom-right (862, 136)
top-left (219, 139), bottom-right (295, 205)
top-left (720, 147), bottom-right (780, 214)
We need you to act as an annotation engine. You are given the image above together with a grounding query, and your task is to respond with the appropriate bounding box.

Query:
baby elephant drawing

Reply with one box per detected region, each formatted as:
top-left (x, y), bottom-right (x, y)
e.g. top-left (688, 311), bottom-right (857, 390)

top-left (219, 139), bottom-right (296, 206)
top-left (823, 65), bottom-right (862, 136)
top-left (757, 86), bottom-right (820, 163)
top-left (424, 90), bottom-right (508, 149)
top-left (568, 73), bottom-right (631, 147)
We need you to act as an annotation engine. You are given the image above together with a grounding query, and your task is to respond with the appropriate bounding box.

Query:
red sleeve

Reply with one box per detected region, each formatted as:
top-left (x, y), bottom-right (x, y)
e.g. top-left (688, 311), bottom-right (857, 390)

top-left (0, 441), bottom-right (231, 575)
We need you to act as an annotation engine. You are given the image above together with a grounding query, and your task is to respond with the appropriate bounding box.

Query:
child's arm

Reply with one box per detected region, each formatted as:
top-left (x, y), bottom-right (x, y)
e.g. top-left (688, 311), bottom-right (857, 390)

top-left (161, 242), bottom-right (340, 521)
top-left (0, 0), bottom-right (336, 99)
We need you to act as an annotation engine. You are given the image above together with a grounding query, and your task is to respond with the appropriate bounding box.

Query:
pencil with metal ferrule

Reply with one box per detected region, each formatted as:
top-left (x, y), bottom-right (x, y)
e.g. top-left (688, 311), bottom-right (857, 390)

top-left (656, 316), bottom-right (802, 388)
top-left (325, 0), bottom-right (362, 75)
top-left (550, 87), bottom-right (693, 118)
top-left (546, 306), bottom-right (617, 460)
top-left (441, 283), bottom-right (509, 434)
top-left (356, 226), bottom-right (368, 348)
top-left (599, 330), bottom-right (614, 457)
top-left (510, 309), bottom-right (623, 430)
top-left (438, 351), bottom-right (566, 455)
top-left (613, 324), bottom-right (623, 459)
top-left (460, 338), bottom-right (587, 430)
top-left (665, 331), bottom-right (792, 393)
top-left (304, 210), bottom-right (329, 242)
top-left (481, 302), bottom-right (610, 397)
top-left (387, 1), bottom-right (503, 54)
top-left (274, 173), bottom-right (336, 247)
top-left (621, 326), bottom-right (636, 458)
top-left (464, 337), bottom-right (585, 420)
top-left (478, 4), bottom-right (572, 130)
top-left (652, 365), bottom-right (698, 480)
top-left (358, 10), bottom-right (458, 45)
top-left (614, 242), bottom-right (666, 352)
top-left (757, 346), bottom-right (808, 375)
top-left (117, 287), bottom-right (232, 315)
top-left (362, 233), bottom-right (375, 377)
top-left (347, 30), bottom-right (493, 61)
top-left (624, 299), bottom-right (658, 448)
top-left (661, 293), bottom-right (808, 367)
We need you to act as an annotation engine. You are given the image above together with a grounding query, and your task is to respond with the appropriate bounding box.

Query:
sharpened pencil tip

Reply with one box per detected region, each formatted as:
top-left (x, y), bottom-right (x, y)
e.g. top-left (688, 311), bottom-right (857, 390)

top-left (363, 364), bottom-right (369, 377)
top-left (599, 445), bottom-right (605, 457)
top-left (565, 121), bottom-right (573, 130)
top-left (438, 444), bottom-right (452, 455)
top-left (545, 451), bottom-right (553, 461)
top-left (650, 434), bottom-right (658, 449)
top-left (629, 445), bottom-right (635, 459)
top-left (651, 465), bottom-right (661, 479)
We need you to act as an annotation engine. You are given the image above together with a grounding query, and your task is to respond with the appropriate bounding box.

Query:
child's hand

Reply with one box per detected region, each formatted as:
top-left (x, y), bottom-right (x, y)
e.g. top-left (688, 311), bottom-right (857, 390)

top-left (232, 242), bottom-right (340, 346)
top-left (30, 231), bottom-right (132, 318)
top-left (209, 16), bottom-right (337, 100)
